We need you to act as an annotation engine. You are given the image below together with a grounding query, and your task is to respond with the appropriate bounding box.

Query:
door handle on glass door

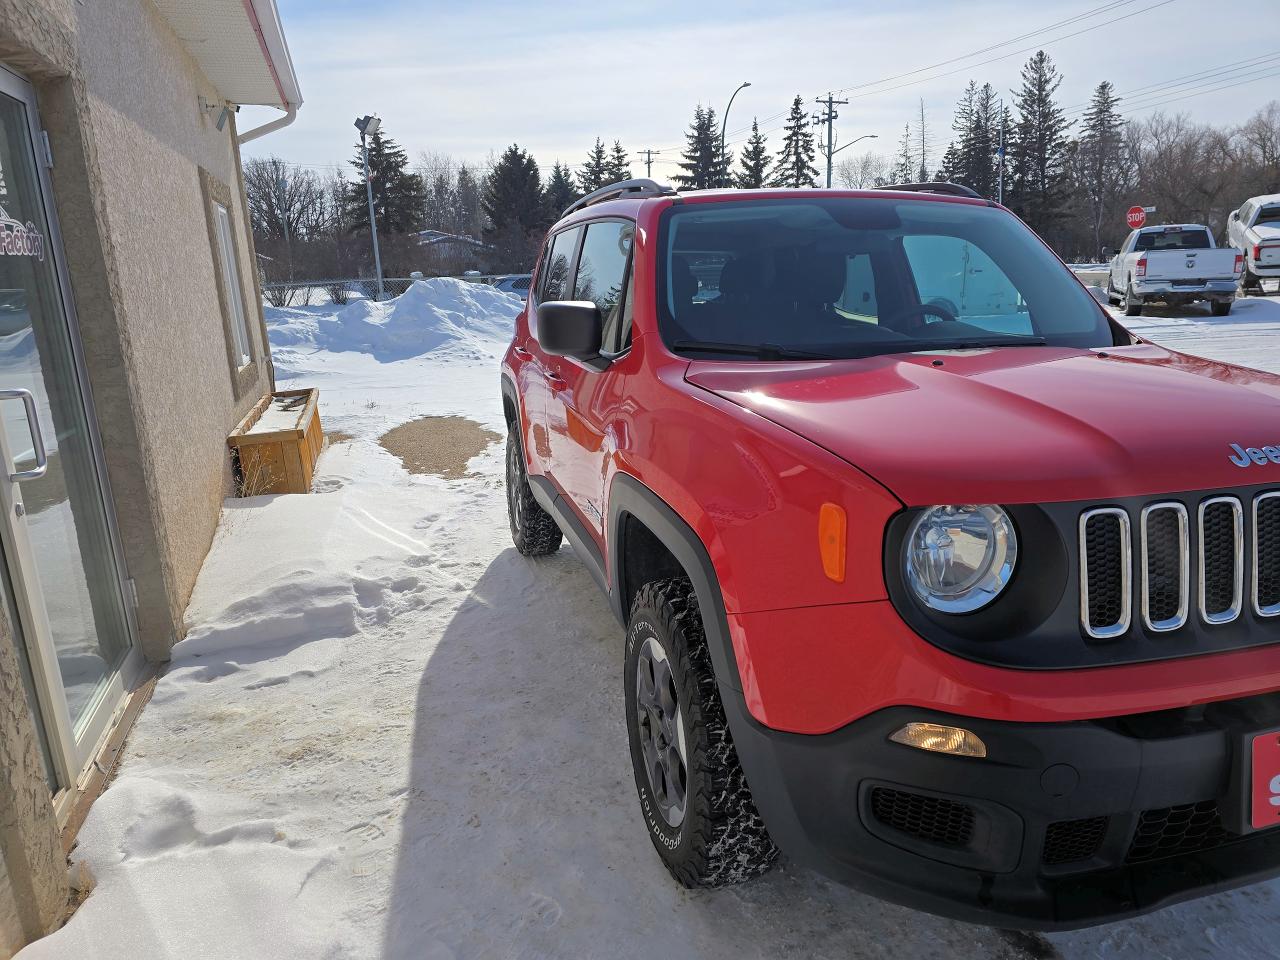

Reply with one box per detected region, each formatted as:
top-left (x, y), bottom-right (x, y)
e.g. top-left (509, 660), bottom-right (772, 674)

top-left (0, 388), bottom-right (49, 482)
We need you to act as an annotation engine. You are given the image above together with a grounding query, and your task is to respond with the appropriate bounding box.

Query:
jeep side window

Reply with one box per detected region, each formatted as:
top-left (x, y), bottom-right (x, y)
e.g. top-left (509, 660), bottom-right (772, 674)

top-left (539, 227), bottom-right (581, 302)
top-left (574, 220), bottom-right (634, 354)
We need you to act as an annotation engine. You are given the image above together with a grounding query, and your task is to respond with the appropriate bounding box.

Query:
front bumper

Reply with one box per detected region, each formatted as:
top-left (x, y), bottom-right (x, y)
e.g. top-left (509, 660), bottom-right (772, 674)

top-left (1132, 279), bottom-right (1237, 299)
top-left (725, 692), bottom-right (1280, 930)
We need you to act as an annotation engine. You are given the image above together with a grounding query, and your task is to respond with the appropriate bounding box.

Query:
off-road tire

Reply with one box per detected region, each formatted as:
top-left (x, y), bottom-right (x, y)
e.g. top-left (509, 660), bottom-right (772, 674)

top-left (1123, 283), bottom-right (1143, 316)
top-left (505, 422), bottom-right (562, 556)
top-left (1211, 299), bottom-right (1232, 316)
top-left (624, 578), bottom-right (778, 887)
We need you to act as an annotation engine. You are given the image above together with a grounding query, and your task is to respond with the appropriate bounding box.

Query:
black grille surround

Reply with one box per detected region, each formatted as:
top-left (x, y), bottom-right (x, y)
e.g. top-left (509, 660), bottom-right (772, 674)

top-left (882, 483), bottom-right (1280, 670)
top-left (1127, 800), bottom-right (1235, 864)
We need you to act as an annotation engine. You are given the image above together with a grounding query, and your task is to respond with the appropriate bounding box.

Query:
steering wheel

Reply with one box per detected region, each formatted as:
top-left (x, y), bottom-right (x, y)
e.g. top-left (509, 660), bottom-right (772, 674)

top-left (887, 301), bottom-right (959, 329)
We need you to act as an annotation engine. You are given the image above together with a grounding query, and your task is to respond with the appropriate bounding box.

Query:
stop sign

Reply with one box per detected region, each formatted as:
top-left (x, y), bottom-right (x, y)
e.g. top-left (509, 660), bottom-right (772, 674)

top-left (1126, 206), bottom-right (1146, 229)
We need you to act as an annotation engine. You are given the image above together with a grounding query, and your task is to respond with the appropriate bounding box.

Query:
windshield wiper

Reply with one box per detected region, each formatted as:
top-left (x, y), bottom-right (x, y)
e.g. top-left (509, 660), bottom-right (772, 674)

top-left (884, 335), bottom-right (1048, 353)
top-left (671, 339), bottom-right (836, 360)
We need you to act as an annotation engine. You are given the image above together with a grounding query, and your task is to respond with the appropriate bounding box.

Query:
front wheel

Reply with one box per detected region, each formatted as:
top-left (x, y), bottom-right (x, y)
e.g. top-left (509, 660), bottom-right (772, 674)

top-left (624, 579), bottom-right (778, 887)
top-left (1211, 299), bottom-right (1233, 316)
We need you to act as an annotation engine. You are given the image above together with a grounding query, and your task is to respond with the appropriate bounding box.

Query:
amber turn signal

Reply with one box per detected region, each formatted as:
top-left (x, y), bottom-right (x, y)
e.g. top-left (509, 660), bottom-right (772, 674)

top-left (889, 722), bottom-right (988, 758)
top-left (818, 502), bottom-right (847, 583)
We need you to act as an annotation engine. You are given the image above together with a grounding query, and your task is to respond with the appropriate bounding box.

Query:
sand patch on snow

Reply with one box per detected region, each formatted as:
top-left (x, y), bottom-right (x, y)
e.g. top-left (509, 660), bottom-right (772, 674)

top-left (378, 415), bottom-right (500, 479)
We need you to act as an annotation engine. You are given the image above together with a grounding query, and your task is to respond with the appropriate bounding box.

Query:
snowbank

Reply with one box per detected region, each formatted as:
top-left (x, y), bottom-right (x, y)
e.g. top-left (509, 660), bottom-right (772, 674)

top-left (265, 278), bottom-right (521, 363)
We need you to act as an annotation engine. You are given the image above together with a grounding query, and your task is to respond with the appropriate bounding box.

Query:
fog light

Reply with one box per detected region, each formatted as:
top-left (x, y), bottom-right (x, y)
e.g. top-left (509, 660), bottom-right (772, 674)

top-left (889, 722), bottom-right (987, 758)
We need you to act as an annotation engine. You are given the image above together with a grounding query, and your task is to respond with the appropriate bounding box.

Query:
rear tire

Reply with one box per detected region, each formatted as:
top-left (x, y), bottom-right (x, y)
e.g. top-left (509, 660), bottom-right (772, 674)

top-left (1123, 284), bottom-right (1143, 316)
top-left (1105, 277), bottom-right (1120, 306)
top-left (624, 578), bottom-right (778, 887)
top-left (1211, 299), bottom-right (1232, 317)
top-left (505, 422), bottom-right (562, 556)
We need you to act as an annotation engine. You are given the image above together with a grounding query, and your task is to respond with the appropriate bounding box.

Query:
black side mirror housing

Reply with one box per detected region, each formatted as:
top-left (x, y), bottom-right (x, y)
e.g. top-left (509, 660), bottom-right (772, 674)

top-left (538, 301), bottom-right (603, 361)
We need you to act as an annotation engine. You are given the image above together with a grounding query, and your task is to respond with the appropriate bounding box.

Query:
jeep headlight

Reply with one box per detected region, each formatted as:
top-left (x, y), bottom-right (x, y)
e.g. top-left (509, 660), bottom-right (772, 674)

top-left (904, 505), bottom-right (1017, 613)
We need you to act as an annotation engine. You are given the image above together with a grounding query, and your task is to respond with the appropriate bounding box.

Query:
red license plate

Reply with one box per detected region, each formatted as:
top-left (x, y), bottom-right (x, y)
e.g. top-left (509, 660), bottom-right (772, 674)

top-left (1251, 731), bottom-right (1280, 830)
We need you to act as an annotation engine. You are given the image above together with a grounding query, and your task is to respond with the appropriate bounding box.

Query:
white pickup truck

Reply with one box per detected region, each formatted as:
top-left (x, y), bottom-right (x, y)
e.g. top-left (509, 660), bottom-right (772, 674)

top-left (1227, 193), bottom-right (1280, 293)
top-left (1105, 223), bottom-right (1241, 316)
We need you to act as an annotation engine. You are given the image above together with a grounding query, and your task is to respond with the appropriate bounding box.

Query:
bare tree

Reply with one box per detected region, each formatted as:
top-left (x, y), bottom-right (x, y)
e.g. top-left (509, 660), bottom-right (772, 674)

top-left (836, 151), bottom-right (890, 188)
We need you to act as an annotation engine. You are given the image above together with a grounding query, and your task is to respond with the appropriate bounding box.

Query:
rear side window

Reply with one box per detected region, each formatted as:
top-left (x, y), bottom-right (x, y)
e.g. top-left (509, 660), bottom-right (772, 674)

top-left (539, 227), bottom-right (581, 301)
top-left (902, 235), bottom-right (1028, 335)
top-left (574, 220), bottom-right (634, 351)
top-left (1258, 205), bottom-right (1280, 226)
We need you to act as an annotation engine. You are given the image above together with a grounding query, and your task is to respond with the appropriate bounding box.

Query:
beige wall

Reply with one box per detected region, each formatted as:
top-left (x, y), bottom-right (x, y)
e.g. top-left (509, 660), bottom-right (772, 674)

top-left (0, 606), bottom-right (66, 957)
top-left (1, 0), bottom-right (273, 660)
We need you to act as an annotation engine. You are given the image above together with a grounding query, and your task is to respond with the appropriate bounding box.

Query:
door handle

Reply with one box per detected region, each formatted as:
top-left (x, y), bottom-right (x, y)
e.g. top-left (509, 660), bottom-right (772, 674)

top-left (513, 344), bottom-right (532, 360)
top-left (0, 388), bottom-right (49, 482)
top-left (546, 371), bottom-right (566, 387)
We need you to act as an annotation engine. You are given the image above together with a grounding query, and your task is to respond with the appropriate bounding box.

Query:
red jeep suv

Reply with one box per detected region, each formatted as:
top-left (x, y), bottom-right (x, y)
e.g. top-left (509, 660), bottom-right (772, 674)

top-left (499, 179), bottom-right (1280, 930)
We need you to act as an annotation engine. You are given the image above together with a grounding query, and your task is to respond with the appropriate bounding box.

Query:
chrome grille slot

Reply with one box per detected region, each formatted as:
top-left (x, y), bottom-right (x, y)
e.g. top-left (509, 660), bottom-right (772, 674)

top-left (1141, 503), bottom-right (1188, 632)
top-left (1080, 508), bottom-right (1131, 639)
top-left (1198, 497), bottom-right (1243, 624)
top-left (1255, 492), bottom-right (1280, 617)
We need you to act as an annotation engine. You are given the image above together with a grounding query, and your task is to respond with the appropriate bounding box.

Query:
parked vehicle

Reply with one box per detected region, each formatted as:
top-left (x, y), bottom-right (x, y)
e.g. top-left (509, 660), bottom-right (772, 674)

top-left (489, 273), bottom-right (533, 298)
top-left (1105, 223), bottom-right (1241, 316)
top-left (1228, 193), bottom-right (1280, 294)
top-left (501, 179), bottom-right (1280, 930)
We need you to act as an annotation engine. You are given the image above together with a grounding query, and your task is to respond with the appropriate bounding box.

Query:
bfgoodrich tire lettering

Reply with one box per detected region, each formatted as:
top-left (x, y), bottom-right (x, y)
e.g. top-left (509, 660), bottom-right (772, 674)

top-left (624, 578), bottom-right (778, 887)
top-left (505, 423), bottom-right (563, 556)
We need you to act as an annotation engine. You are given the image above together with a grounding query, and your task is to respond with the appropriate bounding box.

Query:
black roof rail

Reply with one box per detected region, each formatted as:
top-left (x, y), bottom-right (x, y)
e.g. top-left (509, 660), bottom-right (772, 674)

top-left (879, 181), bottom-right (982, 200)
top-left (563, 178), bottom-right (678, 217)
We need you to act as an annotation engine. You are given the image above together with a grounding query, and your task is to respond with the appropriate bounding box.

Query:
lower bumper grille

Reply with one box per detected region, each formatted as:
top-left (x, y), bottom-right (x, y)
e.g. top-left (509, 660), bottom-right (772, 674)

top-left (1126, 800), bottom-right (1232, 864)
top-left (870, 786), bottom-right (975, 848)
top-left (1043, 816), bottom-right (1108, 865)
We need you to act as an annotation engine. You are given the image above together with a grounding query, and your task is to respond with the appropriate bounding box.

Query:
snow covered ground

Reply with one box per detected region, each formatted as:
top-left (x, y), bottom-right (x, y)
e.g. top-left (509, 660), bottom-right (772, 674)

top-left (21, 283), bottom-right (1280, 959)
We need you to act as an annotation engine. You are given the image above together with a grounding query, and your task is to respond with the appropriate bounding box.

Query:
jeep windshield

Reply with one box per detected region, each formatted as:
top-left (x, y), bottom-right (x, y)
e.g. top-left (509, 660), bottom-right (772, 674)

top-left (656, 197), bottom-right (1114, 360)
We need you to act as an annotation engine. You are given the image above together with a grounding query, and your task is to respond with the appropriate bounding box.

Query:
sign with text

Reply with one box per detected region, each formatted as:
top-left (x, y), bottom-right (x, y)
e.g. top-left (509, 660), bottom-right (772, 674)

top-left (1126, 206), bottom-right (1147, 230)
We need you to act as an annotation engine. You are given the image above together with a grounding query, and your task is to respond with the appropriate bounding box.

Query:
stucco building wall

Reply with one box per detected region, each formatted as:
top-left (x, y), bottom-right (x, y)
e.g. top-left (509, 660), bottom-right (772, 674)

top-left (1, 0), bottom-right (272, 661)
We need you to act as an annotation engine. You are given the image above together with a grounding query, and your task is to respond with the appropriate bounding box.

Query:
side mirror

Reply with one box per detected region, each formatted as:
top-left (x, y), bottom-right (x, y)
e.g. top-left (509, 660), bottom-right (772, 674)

top-left (538, 301), bottom-right (602, 361)
top-left (1230, 211), bottom-right (1239, 221)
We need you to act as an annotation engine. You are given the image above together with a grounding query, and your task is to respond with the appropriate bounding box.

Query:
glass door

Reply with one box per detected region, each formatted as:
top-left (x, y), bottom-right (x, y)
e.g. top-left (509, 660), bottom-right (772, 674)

top-left (0, 66), bottom-right (137, 792)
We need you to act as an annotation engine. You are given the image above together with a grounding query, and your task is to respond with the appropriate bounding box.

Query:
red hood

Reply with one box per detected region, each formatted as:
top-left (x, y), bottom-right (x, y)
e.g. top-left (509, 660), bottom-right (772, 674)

top-left (685, 344), bottom-right (1280, 505)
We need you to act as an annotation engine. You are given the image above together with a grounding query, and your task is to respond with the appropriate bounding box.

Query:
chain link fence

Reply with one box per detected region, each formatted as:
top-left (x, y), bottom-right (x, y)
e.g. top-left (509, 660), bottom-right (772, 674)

top-left (261, 275), bottom-right (512, 307)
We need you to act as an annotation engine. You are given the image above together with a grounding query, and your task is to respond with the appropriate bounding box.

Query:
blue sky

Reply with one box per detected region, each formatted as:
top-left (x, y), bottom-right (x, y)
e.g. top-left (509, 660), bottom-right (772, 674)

top-left (239, 0), bottom-right (1279, 180)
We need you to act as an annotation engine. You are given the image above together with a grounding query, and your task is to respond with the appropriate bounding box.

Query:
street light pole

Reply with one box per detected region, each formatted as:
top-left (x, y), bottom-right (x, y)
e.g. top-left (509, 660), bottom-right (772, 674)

top-left (825, 132), bottom-right (879, 187)
top-left (719, 81), bottom-right (751, 187)
top-left (355, 114), bottom-right (385, 301)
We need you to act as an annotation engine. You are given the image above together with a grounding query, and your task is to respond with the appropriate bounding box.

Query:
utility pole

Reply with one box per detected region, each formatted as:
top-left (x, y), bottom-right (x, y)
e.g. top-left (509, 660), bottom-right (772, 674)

top-left (813, 93), bottom-right (850, 188)
top-left (639, 149), bottom-right (661, 178)
top-left (354, 114), bottom-right (385, 301)
top-left (276, 176), bottom-right (293, 283)
top-left (993, 99), bottom-right (1003, 207)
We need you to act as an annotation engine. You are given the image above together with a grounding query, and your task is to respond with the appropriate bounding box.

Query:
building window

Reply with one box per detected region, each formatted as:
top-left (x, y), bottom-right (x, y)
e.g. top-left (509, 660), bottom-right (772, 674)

top-left (213, 201), bottom-right (250, 367)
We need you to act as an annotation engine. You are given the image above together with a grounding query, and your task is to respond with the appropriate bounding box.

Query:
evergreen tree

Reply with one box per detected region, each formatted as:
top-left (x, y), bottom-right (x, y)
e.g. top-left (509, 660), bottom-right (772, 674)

top-left (736, 119), bottom-right (770, 188)
top-left (605, 140), bottom-right (631, 182)
top-left (578, 139), bottom-right (610, 193)
top-left (345, 126), bottom-right (427, 235)
top-left (483, 144), bottom-right (545, 271)
top-left (916, 99), bottom-right (932, 182)
top-left (673, 105), bottom-right (728, 189)
top-left (937, 142), bottom-right (960, 183)
top-left (1007, 51), bottom-right (1072, 240)
top-left (890, 124), bottom-right (916, 183)
top-left (770, 95), bottom-right (819, 188)
top-left (947, 81), bottom-right (999, 197)
top-left (543, 161), bottom-right (579, 221)
top-left (1076, 80), bottom-right (1128, 257)
top-left (454, 163), bottom-right (484, 238)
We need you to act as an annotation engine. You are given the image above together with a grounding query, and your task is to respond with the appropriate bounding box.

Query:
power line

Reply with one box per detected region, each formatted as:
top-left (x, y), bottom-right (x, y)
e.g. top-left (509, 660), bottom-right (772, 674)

top-left (1063, 55), bottom-right (1280, 119)
top-left (1061, 50), bottom-right (1280, 112)
top-left (831, 0), bottom-right (1142, 96)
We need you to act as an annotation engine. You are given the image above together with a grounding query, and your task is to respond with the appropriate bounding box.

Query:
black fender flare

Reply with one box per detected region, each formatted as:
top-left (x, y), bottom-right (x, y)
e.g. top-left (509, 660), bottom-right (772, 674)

top-left (500, 371), bottom-right (520, 426)
top-left (606, 472), bottom-right (743, 695)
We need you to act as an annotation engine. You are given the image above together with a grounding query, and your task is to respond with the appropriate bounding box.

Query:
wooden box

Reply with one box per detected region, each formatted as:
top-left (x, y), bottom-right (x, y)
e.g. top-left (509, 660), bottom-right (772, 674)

top-left (227, 388), bottom-right (323, 495)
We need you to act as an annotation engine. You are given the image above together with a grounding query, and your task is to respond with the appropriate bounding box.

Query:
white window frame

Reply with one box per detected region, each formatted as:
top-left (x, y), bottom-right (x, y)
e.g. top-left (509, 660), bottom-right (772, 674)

top-left (213, 202), bottom-right (251, 368)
